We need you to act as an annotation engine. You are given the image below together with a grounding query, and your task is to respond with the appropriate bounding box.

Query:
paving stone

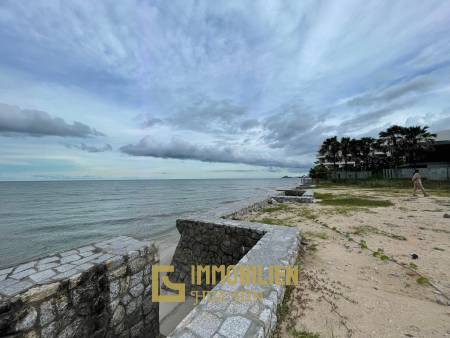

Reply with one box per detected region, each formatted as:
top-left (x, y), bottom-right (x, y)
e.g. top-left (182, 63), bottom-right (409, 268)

top-left (29, 269), bottom-right (57, 283)
top-left (74, 253), bottom-right (102, 265)
top-left (52, 269), bottom-right (80, 280)
top-left (76, 263), bottom-right (94, 271)
top-left (60, 250), bottom-right (78, 257)
top-left (218, 316), bottom-right (251, 338)
top-left (79, 250), bottom-right (95, 258)
top-left (38, 256), bottom-right (59, 265)
top-left (91, 254), bottom-right (113, 264)
top-left (188, 312), bottom-right (221, 338)
top-left (60, 254), bottom-right (81, 264)
top-left (10, 268), bottom-right (37, 280)
top-left (56, 264), bottom-right (76, 273)
top-left (37, 262), bottom-right (59, 271)
top-left (14, 261), bottom-right (36, 273)
top-left (1, 280), bottom-right (33, 296)
top-left (78, 245), bottom-right (95, 252)
top-left (0, 267), bottom-right (13, 276)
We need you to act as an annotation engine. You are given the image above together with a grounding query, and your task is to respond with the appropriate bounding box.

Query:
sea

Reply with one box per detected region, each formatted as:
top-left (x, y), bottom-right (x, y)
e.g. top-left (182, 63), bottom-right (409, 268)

top-left (0, 178), bottom-right (298, 268)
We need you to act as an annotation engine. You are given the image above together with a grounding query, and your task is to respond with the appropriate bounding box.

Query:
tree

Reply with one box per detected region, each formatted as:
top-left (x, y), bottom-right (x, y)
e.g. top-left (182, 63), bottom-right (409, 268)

top-left (309, 164), bottom-right (329, 180)
top-left (402, 126), bottom-right (436, 165)
top-left (349, 138), bottom-right (363, 169)
top-left (378, 125), bottom-right (406, 168)
top-left (359, 137), bottom-right (377, 170)
top-left (319, 137), bottom-right (340, 169)
top-left (340, 137), bottom-right (352, 169)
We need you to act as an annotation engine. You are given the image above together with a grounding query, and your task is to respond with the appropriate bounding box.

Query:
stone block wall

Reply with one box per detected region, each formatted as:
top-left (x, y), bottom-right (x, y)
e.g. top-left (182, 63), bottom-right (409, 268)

top-left (168, 219), bottom-right (264, 292)
top-left (166, 190), bottom-right (302, 338)
top-left (0, 236), bottom-right (159, 338)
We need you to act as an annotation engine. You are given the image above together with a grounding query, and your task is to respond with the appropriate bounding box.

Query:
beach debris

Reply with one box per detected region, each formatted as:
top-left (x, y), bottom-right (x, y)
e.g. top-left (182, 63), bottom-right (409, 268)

top-left (443, 213), bottom-right (450, 218)
top-left (411, 253), bottom-right (419, 260)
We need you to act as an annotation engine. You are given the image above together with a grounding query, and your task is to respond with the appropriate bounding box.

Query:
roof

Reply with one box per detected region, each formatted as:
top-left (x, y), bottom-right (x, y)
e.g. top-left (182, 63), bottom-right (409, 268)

top-left (436, 129), bottom-right (450, 142)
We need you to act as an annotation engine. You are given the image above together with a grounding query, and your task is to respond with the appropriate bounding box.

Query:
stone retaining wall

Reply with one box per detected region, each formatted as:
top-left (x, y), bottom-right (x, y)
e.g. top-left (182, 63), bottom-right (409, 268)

top-left (0, 237), bottom-right (159, 338)
top-left (167, 195), bottom-right (301, 338)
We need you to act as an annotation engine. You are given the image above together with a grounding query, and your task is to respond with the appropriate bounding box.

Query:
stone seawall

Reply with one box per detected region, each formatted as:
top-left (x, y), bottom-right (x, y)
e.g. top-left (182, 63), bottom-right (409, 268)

top-left (0, 237), bottom-right (159, 338)
top-left (167, 196), bottom-right (301, 338)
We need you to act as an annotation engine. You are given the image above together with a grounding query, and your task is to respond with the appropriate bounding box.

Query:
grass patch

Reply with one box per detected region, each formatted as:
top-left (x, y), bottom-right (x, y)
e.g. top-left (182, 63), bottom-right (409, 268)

top-left (289, 329), bottom-right (320, 338)
top-left (262, 204), bottom-right (290, 213)
top-left (256, 217), bottom-right (295, 227)
top-left (351, 225), bottom-right (407, 241)
top-left (409, 262), bottom-right (418, 269)
top-left (372, 248), bottom-right (390, 261)
top-left (318, 178), bottom-right (450, 191)
top-left (315, 192), bottom-right (393, 208)
top-left (304, 231), bottom-right (329, 240)
top-left (433, 247), bottom-right (445, 251)
top-left (359, 239), bottom-right (368, 249)
top-left (416, 276), bottom-right (430, 285)
top-left (295, 207), bottom-right (318, 220)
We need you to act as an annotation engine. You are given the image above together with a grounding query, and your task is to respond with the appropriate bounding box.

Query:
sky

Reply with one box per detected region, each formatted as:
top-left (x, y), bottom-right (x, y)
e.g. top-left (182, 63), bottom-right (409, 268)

top-left (0, 0), bottom-right (450, 181)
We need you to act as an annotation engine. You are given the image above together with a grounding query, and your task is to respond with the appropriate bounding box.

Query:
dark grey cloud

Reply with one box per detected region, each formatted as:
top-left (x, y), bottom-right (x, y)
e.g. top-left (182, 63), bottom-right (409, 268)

top-left (120, 137), bottom-right (307, 169)
top-left (347, 76), bottom-right (434, 107)
top-left (262, 103), bottom-right (330, 156)
top-left (66, 143), bottom-right (112, 153)
top-left (338, 101), bottom-right (414, 133)
top-left (0, 103), bottom-right (104, 137)
top-left (142, 98), bottom-right (255, 134)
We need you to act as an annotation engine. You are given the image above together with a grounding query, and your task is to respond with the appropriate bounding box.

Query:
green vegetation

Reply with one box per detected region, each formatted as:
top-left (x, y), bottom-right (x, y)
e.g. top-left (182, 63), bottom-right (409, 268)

top-left (372, 248), bottom-right (390, 261)
top-left (433, 247), bottom-right (445, 251)
top-left (295, 207), bottom-right (318, 220)
top-left (304, 231), bottom-right (329, 240)
top-left (359, 240), bottom-right (368, 249)
top-left (409, 262), bottom-right (418, 269)
top-left (317, 125), bottom-right (436, 172)
top-left (315, 192), bottom-right (393, 208)
top-left (416, 276), bottom-right (430, 285)
top-left (256, 217), bottom-right (295, 227)
top-left (262, 204), bottom-right (290, 213)
top-left (318, 179), bottom-right (450, 196)
top-left (289, 329), bottom-right (320, 338)
top-left (351, 225), bottom-right (406, 241)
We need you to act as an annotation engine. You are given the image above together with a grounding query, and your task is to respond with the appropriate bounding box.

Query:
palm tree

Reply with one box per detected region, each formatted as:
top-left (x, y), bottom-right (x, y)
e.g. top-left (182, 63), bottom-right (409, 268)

top-left (402, 126), bottom-right (436, 165)
top-left (319, 137), bottom-right (340, 169)
top-left (340, 137), bottom-right (352, 169)
top-left (349, 138), bottom-right (363, 170)
top-left (378, 125), bottom-right (406, 168)
top-left (359, 137), bottom-right (377, 170)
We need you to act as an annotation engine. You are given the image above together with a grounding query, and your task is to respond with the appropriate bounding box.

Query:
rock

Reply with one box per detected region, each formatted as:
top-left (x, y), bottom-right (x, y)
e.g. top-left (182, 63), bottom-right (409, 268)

top-left (219, 316), bottom-right (252, 338)
top-left (411, 253), bottom-right (419, 260)
top-left (16, 306), bottom-right (37, 331)
top-left (40, 301), bottom-right (55, 326)
top-left (443, 213), bottom-right (450, 218)
top-left (112, 305), bottom-right (125, 326)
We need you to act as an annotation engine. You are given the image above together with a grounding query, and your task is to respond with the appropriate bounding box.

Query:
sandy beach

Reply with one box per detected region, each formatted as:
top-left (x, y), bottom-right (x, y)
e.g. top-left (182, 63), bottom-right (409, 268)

top-left (239, 185), bottom-right (450, 338)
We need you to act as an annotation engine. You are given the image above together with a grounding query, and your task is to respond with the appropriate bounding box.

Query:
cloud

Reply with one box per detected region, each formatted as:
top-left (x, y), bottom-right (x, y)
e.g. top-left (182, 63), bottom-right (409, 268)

top-left (347, 76), bottom-right (435, 107)
top-left (65, 143), bottom-right (112, 153)
top-left (120, 137), bottom-right (308, 169)
top-left (2, 1), bottom-right (450, 179)
top-left (0, 103), bottom-right (104, 137)
top-left (141, 98), bottom-right (251, 134)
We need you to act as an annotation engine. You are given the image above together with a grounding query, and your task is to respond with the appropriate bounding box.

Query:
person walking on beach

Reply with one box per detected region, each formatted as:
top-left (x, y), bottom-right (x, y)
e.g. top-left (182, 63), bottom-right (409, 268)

top-left (412, 169), bottom-right (428, 197)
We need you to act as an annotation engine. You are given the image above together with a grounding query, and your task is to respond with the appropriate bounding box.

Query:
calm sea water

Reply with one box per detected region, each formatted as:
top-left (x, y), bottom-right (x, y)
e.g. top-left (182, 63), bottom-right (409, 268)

top-left (0, 178), bottom-right (297, 268)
